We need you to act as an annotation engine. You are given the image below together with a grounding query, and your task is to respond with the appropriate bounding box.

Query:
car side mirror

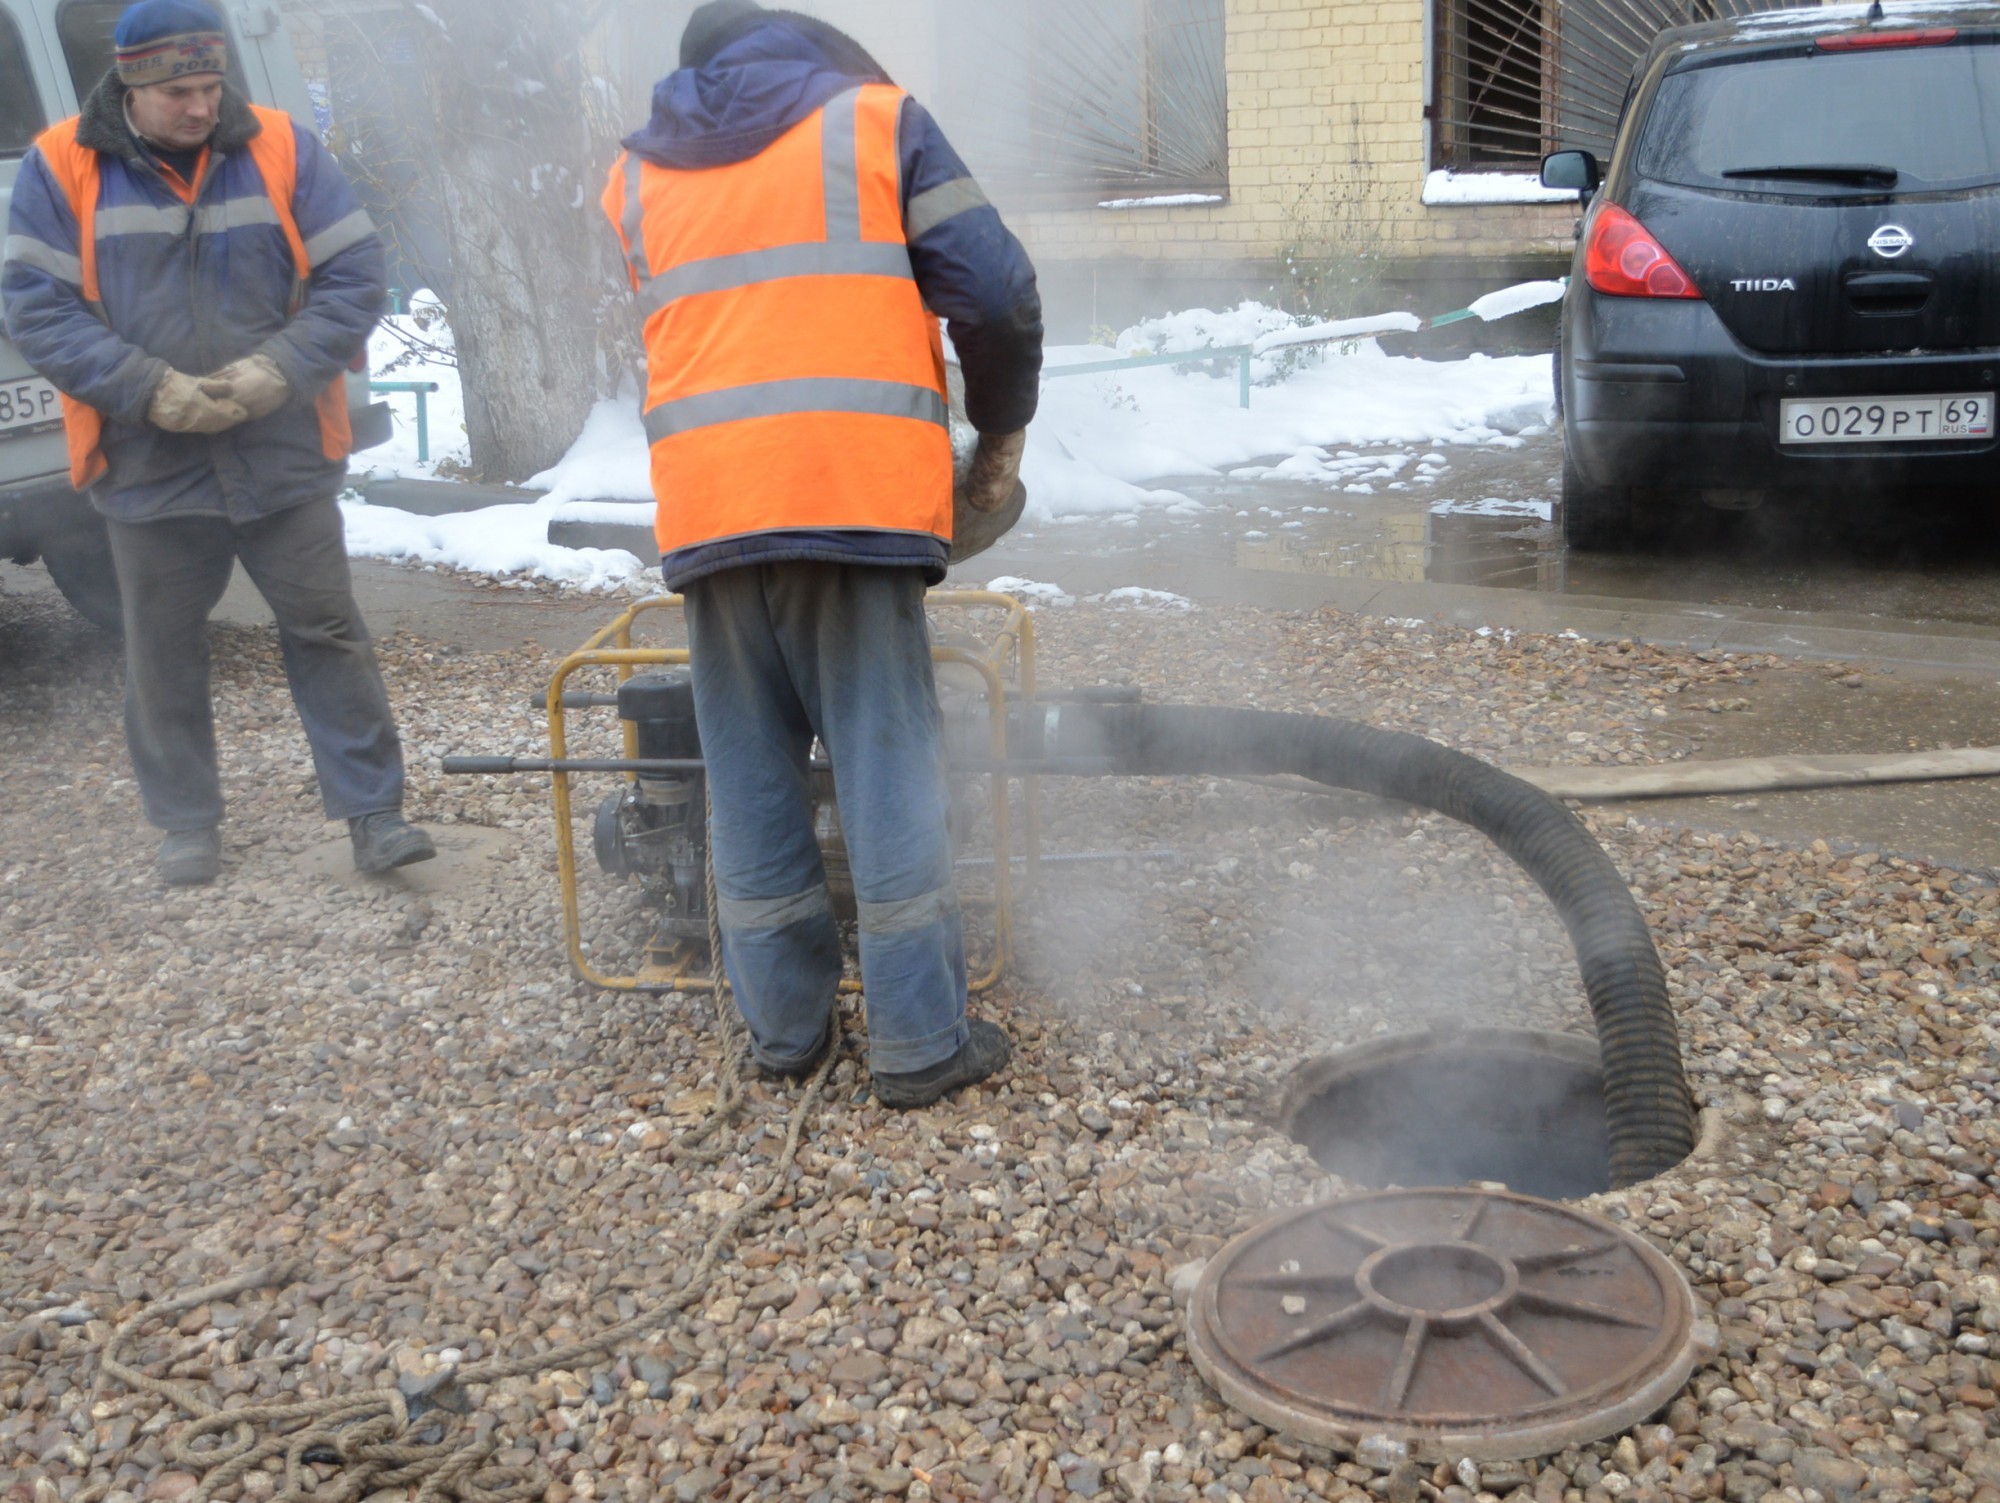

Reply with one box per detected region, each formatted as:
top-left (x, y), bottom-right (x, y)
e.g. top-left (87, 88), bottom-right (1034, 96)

top-left (1541, 150), bottom-right (1601, 194)
top-left (1536, 149), bottom-right (1600, 193)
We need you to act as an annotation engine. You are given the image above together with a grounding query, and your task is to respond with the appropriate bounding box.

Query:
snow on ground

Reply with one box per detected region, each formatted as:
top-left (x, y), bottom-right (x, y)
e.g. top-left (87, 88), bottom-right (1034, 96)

top-left (345, 299), bottom-right (1556, 586)
top-left (337, 499), bottom-right (648, 591)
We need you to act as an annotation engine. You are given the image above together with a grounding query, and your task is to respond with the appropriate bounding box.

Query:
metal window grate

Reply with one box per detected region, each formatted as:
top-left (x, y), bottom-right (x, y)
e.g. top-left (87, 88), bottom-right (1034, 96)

top-left (941, 0), bottom-right (1228, 199)
top-left (1432, 0), bottom-right (1807, 170)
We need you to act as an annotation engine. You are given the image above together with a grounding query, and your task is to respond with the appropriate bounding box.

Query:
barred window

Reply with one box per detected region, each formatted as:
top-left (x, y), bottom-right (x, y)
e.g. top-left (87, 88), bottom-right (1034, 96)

top-left (1430, 0), bottom-right (1801, 172)
top-left (941, 0), bottom-right (1228, 203)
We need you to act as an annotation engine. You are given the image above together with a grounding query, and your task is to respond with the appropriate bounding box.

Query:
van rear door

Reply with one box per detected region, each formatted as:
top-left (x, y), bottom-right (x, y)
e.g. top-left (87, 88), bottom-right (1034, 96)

top-left (0, 0), bottom-right (68, 481)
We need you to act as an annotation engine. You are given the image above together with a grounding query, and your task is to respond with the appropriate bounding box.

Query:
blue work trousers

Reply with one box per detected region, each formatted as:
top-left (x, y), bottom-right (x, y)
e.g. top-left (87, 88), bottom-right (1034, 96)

top-left (684, 563), bottom-right (967, 1075)
top-left (106, 494), bottom-right (406, 831)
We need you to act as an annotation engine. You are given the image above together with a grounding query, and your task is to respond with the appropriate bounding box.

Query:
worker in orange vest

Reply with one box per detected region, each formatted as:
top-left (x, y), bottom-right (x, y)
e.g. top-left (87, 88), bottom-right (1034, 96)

top-left (2, 0), bottom-right (432, 886)
top-left (605, 0), bottom-right (1042, 1107)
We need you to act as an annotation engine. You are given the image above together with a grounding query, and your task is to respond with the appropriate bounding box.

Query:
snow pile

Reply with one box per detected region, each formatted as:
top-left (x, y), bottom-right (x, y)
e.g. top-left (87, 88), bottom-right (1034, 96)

top-left (1252, 311), bottom-right (1423, 355)
top-left (338, 496), bottom-right (647, 591)
top-left (1110, 301), bottom-right (1301, 358)
top-left (984, 575), bottom-right (1074, 607)
top-left (1468, 279), bottom-right (1566, 322)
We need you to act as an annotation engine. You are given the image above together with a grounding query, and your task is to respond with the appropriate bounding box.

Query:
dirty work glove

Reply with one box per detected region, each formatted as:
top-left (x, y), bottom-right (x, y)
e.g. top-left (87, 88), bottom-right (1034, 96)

top-left (964, 429), bottom-right (1027, 513)
top-left (201, 352), bottom-right (290, 421)
top-left (148, 369), bottom-right (250, 434)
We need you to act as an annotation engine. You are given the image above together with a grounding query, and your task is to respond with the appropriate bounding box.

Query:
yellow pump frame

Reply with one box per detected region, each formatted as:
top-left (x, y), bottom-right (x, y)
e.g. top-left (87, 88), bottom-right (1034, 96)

top-left (543, 590), bottom-right (1039, 994)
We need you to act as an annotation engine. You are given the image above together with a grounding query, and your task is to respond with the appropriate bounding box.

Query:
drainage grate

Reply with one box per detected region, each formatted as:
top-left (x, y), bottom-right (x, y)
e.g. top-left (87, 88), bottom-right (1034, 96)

top-left (1186, 1187), bottom-right (1703, 1462)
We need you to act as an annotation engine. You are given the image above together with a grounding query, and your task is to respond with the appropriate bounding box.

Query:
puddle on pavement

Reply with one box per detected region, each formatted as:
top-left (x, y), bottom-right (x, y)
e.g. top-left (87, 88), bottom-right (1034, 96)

top-left (1231, 501), bottom-right (1562, 592)
top-left (993, 434), bottom-right (2000, 630)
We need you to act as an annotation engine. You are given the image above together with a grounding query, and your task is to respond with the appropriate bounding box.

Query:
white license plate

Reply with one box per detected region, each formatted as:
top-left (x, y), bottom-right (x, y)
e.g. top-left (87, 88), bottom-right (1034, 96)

top-left (1780, 392), bottom-right (1993, 445)
top-left (0, 373), bottom-right (62, 440)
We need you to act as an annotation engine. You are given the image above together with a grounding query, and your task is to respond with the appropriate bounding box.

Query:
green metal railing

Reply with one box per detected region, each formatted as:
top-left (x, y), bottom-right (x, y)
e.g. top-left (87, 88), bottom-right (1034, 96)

top-left (1043, 345), bottom-right (1254, 408)
top-left (369, 380), bottom-right (440, 462)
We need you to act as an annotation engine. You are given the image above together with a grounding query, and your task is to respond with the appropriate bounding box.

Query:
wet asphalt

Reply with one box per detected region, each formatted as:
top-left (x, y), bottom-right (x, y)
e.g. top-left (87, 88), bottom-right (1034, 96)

top-left (5, 428), bottom-right (1998, 868)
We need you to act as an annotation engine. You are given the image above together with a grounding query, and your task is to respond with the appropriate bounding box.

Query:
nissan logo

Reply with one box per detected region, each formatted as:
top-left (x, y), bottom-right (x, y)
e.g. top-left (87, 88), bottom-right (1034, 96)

top-left (1868, 224), bottom-right (1915, 259)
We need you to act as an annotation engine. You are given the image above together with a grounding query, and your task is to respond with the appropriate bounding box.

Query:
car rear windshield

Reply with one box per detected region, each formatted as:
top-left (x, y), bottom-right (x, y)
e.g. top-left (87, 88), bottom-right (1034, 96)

top-left (0, 5), bottom-right (48, 158)
top-left (1636, 40), bottom-right (2000, 194)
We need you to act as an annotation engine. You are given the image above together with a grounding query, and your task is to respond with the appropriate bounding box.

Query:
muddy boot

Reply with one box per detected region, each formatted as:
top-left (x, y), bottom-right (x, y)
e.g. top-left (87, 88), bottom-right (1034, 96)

top-left (158, 827), bottom-right (222, 886)
top-left (872, 1020), bottom-right (1011, 1108)
top-left (349, 811), bottom-right (436, 874)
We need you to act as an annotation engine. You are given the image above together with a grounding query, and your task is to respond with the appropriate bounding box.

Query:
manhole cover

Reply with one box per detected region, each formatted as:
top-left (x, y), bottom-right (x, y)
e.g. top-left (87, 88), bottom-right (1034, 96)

top-left (1187, 1187), bottom-right (1704, 1462)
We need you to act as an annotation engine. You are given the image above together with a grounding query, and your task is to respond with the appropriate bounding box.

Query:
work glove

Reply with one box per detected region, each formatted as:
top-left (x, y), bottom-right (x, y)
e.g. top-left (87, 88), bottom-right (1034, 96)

top-left (201, 352), bottom-right (290, 421)
top-left (963, 429), bottom-right (1027, 513)
top-left (147, 369), bottom-right (250, 435)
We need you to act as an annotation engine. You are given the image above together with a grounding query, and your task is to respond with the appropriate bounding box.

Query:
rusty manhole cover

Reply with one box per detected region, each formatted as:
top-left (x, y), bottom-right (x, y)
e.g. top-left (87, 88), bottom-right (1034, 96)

top-left (1187, 1187), bottom-right (1704, 1461)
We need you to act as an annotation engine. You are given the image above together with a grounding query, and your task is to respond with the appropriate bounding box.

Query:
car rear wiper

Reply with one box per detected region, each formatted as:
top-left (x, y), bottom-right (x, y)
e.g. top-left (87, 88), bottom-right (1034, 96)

top-left (1721, 163), bottom-right (1900, 187)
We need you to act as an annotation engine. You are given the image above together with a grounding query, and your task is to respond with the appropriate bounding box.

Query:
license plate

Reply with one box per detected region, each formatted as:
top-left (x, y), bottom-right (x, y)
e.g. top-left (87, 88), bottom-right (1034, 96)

top-left (0, 373), bottom-right (62, 441)
top-left (1779, 392), bottom-right (1993, 445)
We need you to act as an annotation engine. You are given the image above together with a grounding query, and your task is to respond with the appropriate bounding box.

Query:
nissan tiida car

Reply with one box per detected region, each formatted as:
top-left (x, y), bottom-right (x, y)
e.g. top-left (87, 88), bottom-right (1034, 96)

top-left (1542, 2), bottom-right (2000, 549)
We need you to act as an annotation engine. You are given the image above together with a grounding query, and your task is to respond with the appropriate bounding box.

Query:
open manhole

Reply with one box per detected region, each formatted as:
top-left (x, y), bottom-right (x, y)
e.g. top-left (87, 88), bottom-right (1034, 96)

top-left (1282, 1028), bottom-right (1612, 1199)
top-left (1186, 1187), bottom-right (1704, 1461)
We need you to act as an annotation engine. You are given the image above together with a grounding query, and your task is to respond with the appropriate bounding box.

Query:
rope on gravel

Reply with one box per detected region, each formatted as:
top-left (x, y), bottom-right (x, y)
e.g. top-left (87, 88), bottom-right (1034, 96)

top-left (81, 795), bottom-right (841, 1503)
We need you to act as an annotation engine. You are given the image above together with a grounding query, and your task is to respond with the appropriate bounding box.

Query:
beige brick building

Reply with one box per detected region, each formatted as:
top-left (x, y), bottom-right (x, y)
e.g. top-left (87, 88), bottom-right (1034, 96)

top-left (294, 0), bottom-right (1631, 334)
top-left (782, 0), bottom-right (1587, 332)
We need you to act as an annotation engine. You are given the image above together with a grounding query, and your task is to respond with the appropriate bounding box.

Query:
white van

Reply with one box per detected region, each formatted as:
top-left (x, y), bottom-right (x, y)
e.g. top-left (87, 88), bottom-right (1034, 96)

top-left (0, 0), bottom-right (389, 629)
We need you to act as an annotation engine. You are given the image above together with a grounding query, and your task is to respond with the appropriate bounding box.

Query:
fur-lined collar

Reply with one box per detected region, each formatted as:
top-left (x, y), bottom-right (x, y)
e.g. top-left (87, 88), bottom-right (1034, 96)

top-left (75, 69), bottom-right (261, 162)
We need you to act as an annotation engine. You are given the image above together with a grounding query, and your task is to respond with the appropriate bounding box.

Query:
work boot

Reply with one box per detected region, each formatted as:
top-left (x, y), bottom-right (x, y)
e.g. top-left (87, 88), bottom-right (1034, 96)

top-left (754, 1012), bottom-right (837, 1082)
top-left (158, 827), bottom-right (222, 886)
top-left (349, 811), bottom-right (436, 874)
top-left (872, 1020), bottom-right (1011, 1108)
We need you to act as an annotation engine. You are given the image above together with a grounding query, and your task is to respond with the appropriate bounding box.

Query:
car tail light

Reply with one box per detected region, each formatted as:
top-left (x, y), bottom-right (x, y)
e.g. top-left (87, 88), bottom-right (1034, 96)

top-left (1583, 204), bottom-right (1702, 299)
top-left (1817, 28), bottom-right (1957, 51)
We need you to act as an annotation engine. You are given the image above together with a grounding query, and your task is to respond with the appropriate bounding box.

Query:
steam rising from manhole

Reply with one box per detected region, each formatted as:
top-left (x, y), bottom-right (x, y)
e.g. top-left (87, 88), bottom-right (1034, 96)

top-left (1282, 1029), bottom-right (1629, 1200)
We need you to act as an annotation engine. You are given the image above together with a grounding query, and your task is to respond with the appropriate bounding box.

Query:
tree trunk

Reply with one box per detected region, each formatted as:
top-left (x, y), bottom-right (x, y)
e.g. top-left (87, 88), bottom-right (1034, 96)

top-left (408, 0), bottom-right (622, 481)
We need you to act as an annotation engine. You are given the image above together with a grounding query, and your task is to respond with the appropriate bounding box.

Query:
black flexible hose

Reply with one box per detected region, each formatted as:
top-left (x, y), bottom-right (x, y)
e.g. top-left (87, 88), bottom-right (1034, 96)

top-left (1067, 704), bottom-right (1694, 1187)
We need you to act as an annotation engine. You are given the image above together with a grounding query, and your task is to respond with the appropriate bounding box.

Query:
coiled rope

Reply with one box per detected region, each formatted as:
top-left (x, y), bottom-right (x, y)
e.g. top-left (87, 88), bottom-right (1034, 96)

top-left (82, 802), bottom-right (840, 1503)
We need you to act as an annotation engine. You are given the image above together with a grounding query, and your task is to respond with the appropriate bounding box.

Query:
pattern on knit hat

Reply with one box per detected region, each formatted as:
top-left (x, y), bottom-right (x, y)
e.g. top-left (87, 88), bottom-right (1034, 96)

top-left (115, 0), bottom-right (227, 87)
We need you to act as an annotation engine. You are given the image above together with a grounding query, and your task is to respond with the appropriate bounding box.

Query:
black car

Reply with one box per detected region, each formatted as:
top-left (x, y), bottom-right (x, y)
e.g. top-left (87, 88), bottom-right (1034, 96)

top-left (1543, 3), bottom-right (2000, 549)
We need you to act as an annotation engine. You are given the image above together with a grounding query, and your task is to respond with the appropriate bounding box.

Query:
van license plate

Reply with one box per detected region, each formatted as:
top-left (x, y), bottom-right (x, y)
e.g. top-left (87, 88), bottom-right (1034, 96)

top-left (1780, 393), bottom-right (1993, 445)
top-left (0, 375), bottom-right (62, 441)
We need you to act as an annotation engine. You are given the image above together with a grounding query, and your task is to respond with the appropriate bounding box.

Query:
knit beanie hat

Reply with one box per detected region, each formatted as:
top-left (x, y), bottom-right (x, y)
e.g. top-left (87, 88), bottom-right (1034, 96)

top-left (678, 0), bottom-right (892, 83)
top-left (679, 0), bottom-right (764, 69)
top-left (114, 0), bottom-right (227, 88)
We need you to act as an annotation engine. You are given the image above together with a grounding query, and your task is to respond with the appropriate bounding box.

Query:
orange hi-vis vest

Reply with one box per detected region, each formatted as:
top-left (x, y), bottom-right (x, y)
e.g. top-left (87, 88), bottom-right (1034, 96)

top-left (33, 104), bottom-right (352, 490)
top-left (605, 83), bottom-right (953, 558)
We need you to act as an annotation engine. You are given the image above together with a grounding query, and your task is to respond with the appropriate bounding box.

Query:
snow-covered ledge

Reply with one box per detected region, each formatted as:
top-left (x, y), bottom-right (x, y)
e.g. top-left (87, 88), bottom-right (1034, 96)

top-left (1095, 192), bottom-right (1227, 210)
top-left (1422, 169), bottom-right (1579, 206)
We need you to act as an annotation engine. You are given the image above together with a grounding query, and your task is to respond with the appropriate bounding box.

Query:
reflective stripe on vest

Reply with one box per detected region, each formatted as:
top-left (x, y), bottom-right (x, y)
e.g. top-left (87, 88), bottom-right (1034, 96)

top-left (30, 105), bottom-right (356, 490)
top-left (612, 84), bottom-right (953, 559)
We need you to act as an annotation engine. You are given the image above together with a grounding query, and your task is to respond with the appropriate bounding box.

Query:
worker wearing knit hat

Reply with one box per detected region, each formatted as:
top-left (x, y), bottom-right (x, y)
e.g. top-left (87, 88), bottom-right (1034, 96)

top-left (113, 0), bottom-right (227, 89)
top-left (4, 0), bottom-right (438, 884)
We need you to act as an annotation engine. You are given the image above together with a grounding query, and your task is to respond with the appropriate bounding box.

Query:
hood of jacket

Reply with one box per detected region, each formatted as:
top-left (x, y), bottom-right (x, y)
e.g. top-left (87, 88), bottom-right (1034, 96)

top-left (75, 68), bottom-right (261, 163)
top-left (622, 15), bottom-right (889, 171)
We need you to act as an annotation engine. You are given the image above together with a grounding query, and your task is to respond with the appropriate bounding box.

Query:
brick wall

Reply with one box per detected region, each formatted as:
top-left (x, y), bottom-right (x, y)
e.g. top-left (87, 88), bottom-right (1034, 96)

top-left (829, 0), bottom-right (1577, 329)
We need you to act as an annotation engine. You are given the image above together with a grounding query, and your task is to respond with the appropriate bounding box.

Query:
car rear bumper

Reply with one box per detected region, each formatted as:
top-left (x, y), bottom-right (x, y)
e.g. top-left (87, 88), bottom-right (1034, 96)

top-left (1563, 293), bottom-right (2000, 489)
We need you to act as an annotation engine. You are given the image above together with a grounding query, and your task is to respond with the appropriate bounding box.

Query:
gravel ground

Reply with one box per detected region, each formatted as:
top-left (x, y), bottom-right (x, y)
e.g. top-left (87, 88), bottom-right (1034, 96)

top-left (3, 578), bottom-right (1998, 1503)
